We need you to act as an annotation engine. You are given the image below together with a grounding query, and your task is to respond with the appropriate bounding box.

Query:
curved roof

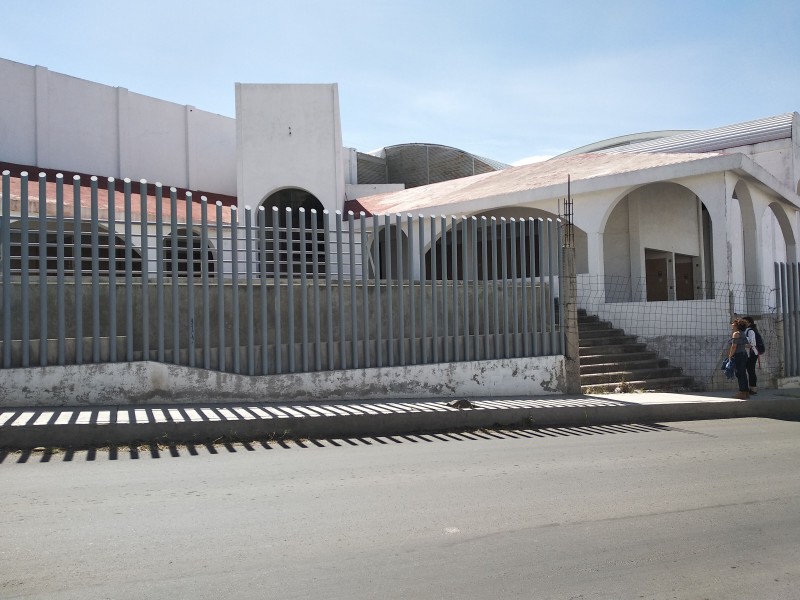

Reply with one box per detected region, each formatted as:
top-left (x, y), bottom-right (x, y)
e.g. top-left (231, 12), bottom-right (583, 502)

top-left (603, 113), bottom-right (797, 154)
top-left (554, 131), bottom-right (693, 158)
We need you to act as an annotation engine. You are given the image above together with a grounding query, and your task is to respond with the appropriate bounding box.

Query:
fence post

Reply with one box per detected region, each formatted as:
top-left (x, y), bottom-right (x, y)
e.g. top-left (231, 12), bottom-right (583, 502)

top-left (1, 171), bottom-right (10, 368)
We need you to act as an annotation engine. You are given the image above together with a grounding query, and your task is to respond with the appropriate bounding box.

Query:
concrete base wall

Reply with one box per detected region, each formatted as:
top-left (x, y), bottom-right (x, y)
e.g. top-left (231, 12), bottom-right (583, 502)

top-left (0, 355), bottom-right (566, 408)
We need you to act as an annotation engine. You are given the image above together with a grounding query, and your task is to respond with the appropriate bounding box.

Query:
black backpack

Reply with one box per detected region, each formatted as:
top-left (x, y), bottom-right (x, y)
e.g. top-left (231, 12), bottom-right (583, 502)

top-left (748, 328), bottom-right (765, 354)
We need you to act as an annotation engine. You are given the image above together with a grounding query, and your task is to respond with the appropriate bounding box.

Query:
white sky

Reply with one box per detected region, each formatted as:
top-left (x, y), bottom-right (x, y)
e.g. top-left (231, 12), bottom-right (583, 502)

top-left (1, 0), bottom-right (798, 165)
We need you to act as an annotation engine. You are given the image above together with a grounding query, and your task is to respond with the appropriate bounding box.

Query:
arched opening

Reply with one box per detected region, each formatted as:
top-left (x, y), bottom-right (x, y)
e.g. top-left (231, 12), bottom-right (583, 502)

top-left (163, 227), bottom-right (216, 277)
top-left (260, 188), bottom-right (326, 275)
top-left (369, 224), bottom-right (409, 280)
top-left (3, 218), bottom-right (142, 276)
top-left (602, 182), bottom-right (714, 302)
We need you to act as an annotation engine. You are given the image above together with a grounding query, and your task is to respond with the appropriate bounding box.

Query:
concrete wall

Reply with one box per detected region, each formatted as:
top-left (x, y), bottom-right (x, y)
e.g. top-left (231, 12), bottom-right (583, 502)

top-left (0, 356), bottom-right (567, 407)
top-left (235, 84), bottom-right (345, 213)
top-left (0, 57), bottom-right (237, 195)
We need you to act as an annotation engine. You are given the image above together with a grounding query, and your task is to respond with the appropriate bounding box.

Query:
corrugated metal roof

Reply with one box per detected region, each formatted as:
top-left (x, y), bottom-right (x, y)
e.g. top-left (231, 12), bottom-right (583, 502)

top-left (604, 113), bottom-right (796, 155)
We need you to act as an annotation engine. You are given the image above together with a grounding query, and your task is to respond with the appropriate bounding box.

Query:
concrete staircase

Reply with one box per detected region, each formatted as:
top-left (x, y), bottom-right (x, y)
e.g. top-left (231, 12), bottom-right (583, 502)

top-left (578, 309), bottom-right (693, 393)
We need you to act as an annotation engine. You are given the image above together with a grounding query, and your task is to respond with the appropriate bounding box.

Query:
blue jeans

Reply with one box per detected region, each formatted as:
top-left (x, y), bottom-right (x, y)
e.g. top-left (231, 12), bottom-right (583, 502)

top-left (733, 352), bottom-right (749, 392)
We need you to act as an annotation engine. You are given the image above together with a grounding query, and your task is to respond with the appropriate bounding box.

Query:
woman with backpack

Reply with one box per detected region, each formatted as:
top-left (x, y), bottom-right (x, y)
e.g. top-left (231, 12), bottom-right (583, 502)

top-left (728, 318), bottom-right (751, 399)
top-left (742, 316), bottom-right (763, 395)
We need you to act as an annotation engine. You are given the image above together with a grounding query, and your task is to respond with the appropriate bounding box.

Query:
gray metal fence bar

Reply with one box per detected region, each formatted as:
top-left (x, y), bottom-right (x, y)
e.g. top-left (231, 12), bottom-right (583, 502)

top-left (272, 207), bottom-right (282, 374)
top-left (536, 218), bottom-right (546, 355)
top-left (1, 171), bottom-right (9, 368)
top-left (481, 217), bottom-right (489, 360)
top-left (185, 192), bottom-right (195, 367)
top-left (360, 212), bottom-right (370, 368)
top-left (170, 188), bottom-right (179, 364)
top-left (230, 205), bottom-right (240, 374)
top-left (385, 214), bottom-right (394, 366)
top-left (259, 207), bottom-right (270, 375)
top-left (300, 208), bottom-right (310, 372)
top-left (407, 213), bottom-right (416, 365)
top-left (501, 217), bottom-right (510, 358)
top-left (38, 173), bottom-right (48, 366)
top-left (791, 264), bottom-right (799, 377)
top-left (547, 219), bottom-right (557, 353)
top-left (528, 218), bottom-right (539, 356)
top-left (200, 197), bottom-right (211, 370)
top-left (510, 218), bottom-right (519, 357)
top-left (245, 207), bottom-right (255, 375)
top-left (20, 173), bottom-right (30, 367)
top-left (106, 179), bottom-right (116, 363)
top-left (323, 210), bottom-right (332, 370)
top-left (558, 220), bottom-right (565, 354)
top-left (491, 217), bottom-right (500, 359)
top-left (430, 215), bottom-right (437, 363)
top-left (519, 218), bottom-right (529, 356)
top-left (335, 211), bottom-right (344, 370)
top-left (56, 175), bottom-right (66, 364)
top-left (777, 263), bottom-right (788, 375)
top-left (396, 213), bottom-right (405, 366)
top-left (312, 210), bottom-right (321, 371)
top-left (451, 215), bottom-right (459, 362)
top-left (123, 179), bottom-right (134, 362)
top-left (155, 184), bottom-right (165, 363)
top-left (90, 177), bottom-right (100, 363)
top-left (440, 215), bottom-right (448, 363)
top-left (461, 216), bottom-right (469, 361)
top-left (418, 215), bottom-right (427, 364)
top-left (373, 214), bottom-right (383, 367)
top-left (471, 217), bottom-right (480, 360)
top-left (72, 176), bottom-right (83, 364)
top-left (348, 212), bottom-right (357, 368)
top-left (216, 202), bottom-right (226, 372)
top-left (138, 180), bottom-right (149, 361)
top-left (286, 208), bottom-right (296, 374)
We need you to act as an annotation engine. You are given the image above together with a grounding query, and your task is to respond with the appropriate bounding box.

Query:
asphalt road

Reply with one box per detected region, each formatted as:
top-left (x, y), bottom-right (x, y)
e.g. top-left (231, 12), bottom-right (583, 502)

top-left (2, 418), bottom-right (799, 600)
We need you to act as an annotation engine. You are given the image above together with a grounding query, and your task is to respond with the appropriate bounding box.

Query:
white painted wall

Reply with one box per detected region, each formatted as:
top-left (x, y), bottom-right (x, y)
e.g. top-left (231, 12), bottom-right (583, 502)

top-left (235, 83), bottom-right (345, 212)
top-left (0, 57), bottom-right (236, 195)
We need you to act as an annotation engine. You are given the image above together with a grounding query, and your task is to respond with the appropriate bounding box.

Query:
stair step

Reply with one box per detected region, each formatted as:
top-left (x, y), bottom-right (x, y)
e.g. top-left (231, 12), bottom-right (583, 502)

top-left (579, 343), bottom-right (648, 355)
top-left (579, 335), bottom-right (639, 347)
top-left (578, 327), bottom-right (626, 339)
top-left (580, 358), bottom-right (668, 374)
top-left (580, 367), bottom-right (684, 386)
top-left (581, 376), bottom-right (694, 394)
top-left (579, 351), bottom-right (659, 365)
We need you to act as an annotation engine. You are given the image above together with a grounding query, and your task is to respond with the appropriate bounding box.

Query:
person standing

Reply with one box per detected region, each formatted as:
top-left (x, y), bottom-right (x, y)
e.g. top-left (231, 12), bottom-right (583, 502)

top-left (728, 318), bottom-right (750, 399)
top-left (742, 316), bottom-right (760, 395)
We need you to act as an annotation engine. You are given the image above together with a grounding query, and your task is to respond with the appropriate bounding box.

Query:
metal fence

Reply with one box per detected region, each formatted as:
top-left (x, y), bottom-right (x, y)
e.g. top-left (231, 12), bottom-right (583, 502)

top-left (775, 262), bottom-right (800, 377)
top-left (0, 171), bottom-right (565, 376)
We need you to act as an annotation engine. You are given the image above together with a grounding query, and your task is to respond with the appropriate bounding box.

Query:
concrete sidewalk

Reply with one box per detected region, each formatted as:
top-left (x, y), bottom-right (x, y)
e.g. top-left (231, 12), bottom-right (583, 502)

top-left (2, 389), bottom-right (799, 450)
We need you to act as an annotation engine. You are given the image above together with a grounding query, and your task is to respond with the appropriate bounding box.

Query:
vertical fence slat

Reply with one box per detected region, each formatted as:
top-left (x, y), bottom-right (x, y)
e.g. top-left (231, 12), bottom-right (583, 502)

top-left (385, 214), bottom-right (394, 366)
top-left (90, 177), bottom-right (100, 363)
top-left (373, 214), bottom-right (383, 367)
top-left (418, 215), bottom-right (427, 365)
top-left (471, 217), bottom-right (480, 361)
top-left (451, 215), bottom-right (459, 362)
top-left (300, 208), bottom-right (310, 372)
top-left (396, 213), bottom-right (405, 366)
top-left (245, 207), bottom-right (255, 375)
top-left (272, 207), bottom-right (282, 374)
top-left (323, 210), bottom-right (332, 371)
top-left (170, 187), bottom-right (180, 364)
top-left (201, 197), bottom-right (211, 370)
top-left (440, 215), bottom-right (448, 363)
top-left (547, 219), bottom-right (557, 354)
top-left (107, 179), bottom-right (116, 363)
top-left (511, 219), bottom-right (520, 357)
top-left (155, 184), bottom-right (164, 363)
top-left (461, 216), bottom-right (470, 362)
top-left (216, 202), bottom-right (226, 372)
top-left (348, 211), bottom-right (358, 368)
top-left (259, 207), bottom-right (270, 375)
top-left (286, 208), bottom-right (296, 373)
top-left (56, 175), bottom-right (66, 365)
top-left (557, 220), bottom-right (565, 355)
top-left (430, 216), bottom-right (438, 364)
top-left (519, 218), bottom-right (529, 357)
top-left (501, 217), bottom-right (510, 358)
top-left (360, 212), bottom-right (370, 368)
top-left (20, 173), bottom-right (30, 367)
top-left (407, 213), bottom-right (416, 365)
top-left (491, 217), bottom-right (500, 359)
top-left (1, 171), bottom-right (10, 368)
top-left (481, 217), bottom-right (489, 360)
top-left (536, 218), bottom-right (546, 355)
top-left (230, 205), bottom-right (240, 374)
top-left (38, 173), bottom-right (49, 366)
top-left (138, 180), bottom-right (149, 362)
top-left (186, 192), bottom-right (195, 367)
top-left (123, 179), bottom-right (133, 363)
top-left (72, 176), bottom-right (83, 364)
top-left (335, 211), bottom-right (344, 370)
top-left (312, 210), bottom-right (321, 372)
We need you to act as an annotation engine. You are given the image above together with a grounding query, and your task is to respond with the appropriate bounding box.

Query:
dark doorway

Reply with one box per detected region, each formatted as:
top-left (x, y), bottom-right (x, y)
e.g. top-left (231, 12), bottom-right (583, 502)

top-left (645, 249), bottom-right (669, 302)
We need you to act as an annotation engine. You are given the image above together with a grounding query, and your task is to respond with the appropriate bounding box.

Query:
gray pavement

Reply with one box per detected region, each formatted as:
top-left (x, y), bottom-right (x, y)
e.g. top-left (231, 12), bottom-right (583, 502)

top-left (1, 388), bottom-right (800, 449)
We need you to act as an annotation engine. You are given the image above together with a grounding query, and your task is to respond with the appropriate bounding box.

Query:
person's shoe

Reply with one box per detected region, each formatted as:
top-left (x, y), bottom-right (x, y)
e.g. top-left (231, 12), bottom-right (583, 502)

top-left (749, 388), bottom-right (757, 395)
top-left (733, 391), bottom-right (750, 400)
